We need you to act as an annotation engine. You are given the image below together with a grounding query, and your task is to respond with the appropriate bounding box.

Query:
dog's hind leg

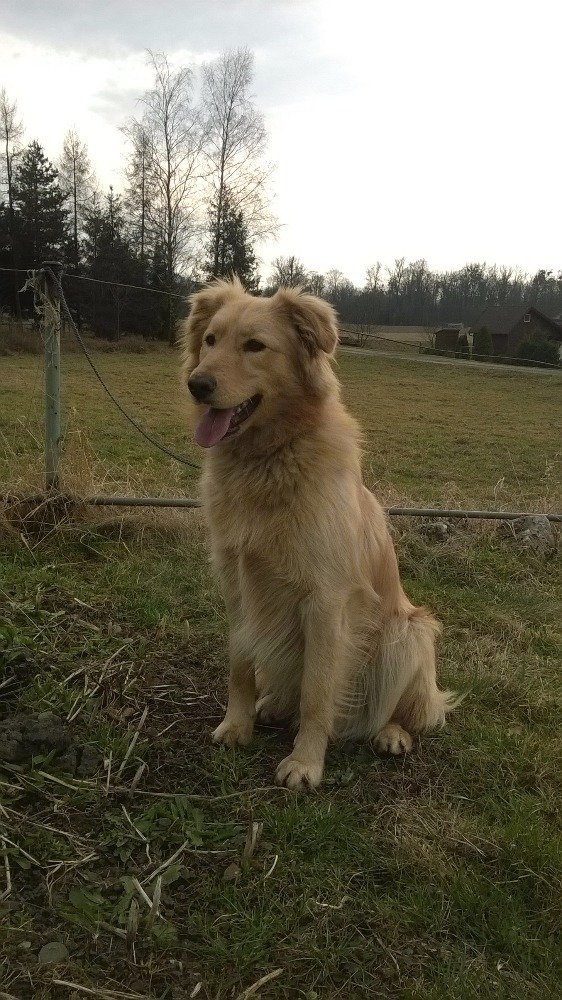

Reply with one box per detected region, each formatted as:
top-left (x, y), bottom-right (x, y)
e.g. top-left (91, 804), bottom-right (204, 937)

top-left (369, 608), bottom-right (457, 754)
top-left (374, 721), bottom-right (413, 754)
top-left (255, 692), bottom-right (295, 726)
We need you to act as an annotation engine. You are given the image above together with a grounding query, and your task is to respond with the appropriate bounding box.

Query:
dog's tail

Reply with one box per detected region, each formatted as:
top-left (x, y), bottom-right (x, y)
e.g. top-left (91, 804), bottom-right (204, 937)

top-left (363, 607), bottom-right (461, 738)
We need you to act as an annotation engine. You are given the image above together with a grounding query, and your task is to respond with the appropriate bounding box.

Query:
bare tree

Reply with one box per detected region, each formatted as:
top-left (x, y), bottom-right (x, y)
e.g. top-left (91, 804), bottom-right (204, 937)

top-left (365, 261), bottom-right (383, 293)
top-left (386, 257), bottom-right (406, 321)
top-left (133, 51), bottom-right (202, 343)
top-left (324, 268), bottom-right (347, 299)
top-left (202, 47), bottom-right (277, 277)
top-left (308, 272), bottom-right (325, 297)
top-left (0, 87), bottom-right (24, 317)
top-left (59, 128), bottom-right (95, 272)
top-left (270, 255), bottom-right (308, 288)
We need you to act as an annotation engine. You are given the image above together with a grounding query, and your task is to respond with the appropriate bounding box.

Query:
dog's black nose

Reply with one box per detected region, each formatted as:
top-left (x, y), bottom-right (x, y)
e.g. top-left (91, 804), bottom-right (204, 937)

top-left (188, 374), bottom-right (217, 402)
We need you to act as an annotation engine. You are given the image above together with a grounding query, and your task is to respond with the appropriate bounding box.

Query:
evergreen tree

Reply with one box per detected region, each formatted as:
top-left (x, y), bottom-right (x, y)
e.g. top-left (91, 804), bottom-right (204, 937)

top-left (81, 188), bottom-right (137, 337)
top-left (516, 334), bottom-right (559, 367)
top-left (1, 88), bottom-right (25, 317)
top-left (206, 188), bottom-right (258, 289)
top-left (58, 129), bottom-right (94, 274)
top-left (81, 187), bottom-right (165, 339)
top-left (12, 140), bottom-right (68, 267)
top-left (122, 121), bottom-right (154, 283)
top-left (473, 326), bottom-right (493, 358)
top-left (455, 331), bottom-right (470, 359)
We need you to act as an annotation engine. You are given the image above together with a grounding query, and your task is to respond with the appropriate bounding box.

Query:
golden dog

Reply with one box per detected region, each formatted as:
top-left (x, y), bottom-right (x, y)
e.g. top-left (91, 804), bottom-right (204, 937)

top-left (182, 278), bottom-right (457, 790)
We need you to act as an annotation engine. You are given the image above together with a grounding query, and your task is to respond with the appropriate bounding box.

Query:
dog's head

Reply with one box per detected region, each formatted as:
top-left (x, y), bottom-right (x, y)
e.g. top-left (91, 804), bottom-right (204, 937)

top-left (181, 279), bottom-right (339, 449)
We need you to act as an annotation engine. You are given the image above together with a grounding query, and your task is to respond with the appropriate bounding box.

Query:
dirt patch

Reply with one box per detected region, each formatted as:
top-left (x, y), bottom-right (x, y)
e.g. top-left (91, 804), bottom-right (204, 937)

top-left (0, 711), bottom-right (101, 776)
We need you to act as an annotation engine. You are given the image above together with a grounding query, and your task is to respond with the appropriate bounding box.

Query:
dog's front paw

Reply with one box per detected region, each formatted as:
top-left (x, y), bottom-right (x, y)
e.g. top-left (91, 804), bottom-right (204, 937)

top-left (374, 723), bottom-right (413, 755)
top-left (275, 753), bottom-right (323, 790)
top-left (212, 715), bottom-right (254, 747)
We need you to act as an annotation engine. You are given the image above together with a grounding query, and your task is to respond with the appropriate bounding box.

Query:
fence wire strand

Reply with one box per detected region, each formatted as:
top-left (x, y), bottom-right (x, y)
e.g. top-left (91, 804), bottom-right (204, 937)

top-left (62, 271), bottom-right (190, 302)
top-left (42, 267), bottom-right (201, 471)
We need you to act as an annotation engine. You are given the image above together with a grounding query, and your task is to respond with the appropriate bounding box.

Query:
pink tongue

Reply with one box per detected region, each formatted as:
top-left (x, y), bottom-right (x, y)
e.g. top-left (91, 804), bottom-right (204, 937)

top-left (194, 407), bottom-right (235, 448)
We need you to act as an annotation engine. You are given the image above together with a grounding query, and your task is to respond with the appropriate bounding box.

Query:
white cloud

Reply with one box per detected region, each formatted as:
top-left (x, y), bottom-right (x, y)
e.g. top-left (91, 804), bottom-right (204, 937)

top-left (1, 0), bottom-right (561, 284)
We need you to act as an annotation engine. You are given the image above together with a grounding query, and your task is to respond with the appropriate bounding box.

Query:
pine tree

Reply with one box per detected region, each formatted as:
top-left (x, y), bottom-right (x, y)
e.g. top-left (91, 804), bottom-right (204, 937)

top-left (206, 188), bottom-right (258, 290)
top-left (0, 88), bottom-right (25, 317)
top-left (81, 187), bottom-right (165, 339)
top-left (123, 121), bottom-right (154, 283)
top-left (82, 188), bottom-right (135, 337)
top-left (58, 129), bottom-right (94, 273)
top-left (12, 141), bottom-right (68, 267)
top-left (473, 326), bottom-right (493, 358)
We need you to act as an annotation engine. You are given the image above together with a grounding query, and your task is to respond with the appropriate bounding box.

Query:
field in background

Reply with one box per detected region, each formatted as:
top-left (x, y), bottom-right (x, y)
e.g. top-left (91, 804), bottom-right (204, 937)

top-left (339, 323), bottom-right (433, 353)
top-left (1, 347), bottom-right (560, 509)
top-left (0, 348), bottom-right (560, 999)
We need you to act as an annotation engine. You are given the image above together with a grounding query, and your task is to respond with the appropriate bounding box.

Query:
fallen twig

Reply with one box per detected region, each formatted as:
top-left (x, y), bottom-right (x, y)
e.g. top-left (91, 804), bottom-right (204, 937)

top-left (235, 968), bottom-right (283, 999)
top-left (121, 805), bottom-right (148, 844)
top-left (108, 785), bottom-right (292, 803)
top-left (126, 897), bottom-right (139, 952)
top-left (145, 875), bottom-right (161, 930)
top-left (116, 706), bottom-right (148, 779)
top-left (131, 876), bottom-right (153, 910)
top-left (242, 816), bottom-right (263, 863)
top-left (0, 832), bottom-right (41, 867)
top-left (0, 805), bottom-right (91, 844)
top-left (0, 836), bottom-right (11, 900)
top-left (263, 854), bottom-right (278, 880)
top-left (105, 750), bottom-right (113, 794)
top-left (142, 840), bottom-right (190, 885)
top-left (52, 981), bottom-right (146, 999)
top-left (129, 762), bottom-right (146, 792)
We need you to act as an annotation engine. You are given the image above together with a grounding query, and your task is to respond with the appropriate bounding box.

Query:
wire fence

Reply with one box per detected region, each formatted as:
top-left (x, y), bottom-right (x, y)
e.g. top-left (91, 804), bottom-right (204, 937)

top-left (1, 263), bottom-right (560, 524)
top-left (338, 324), bottom-right (561, 368)
top-left (3, 264), bottom-right (561, 368)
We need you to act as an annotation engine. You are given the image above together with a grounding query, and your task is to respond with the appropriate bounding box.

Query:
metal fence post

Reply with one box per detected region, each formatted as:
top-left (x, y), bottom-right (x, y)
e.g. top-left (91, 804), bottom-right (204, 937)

top-left (42, 261), bottom-right (63, 492)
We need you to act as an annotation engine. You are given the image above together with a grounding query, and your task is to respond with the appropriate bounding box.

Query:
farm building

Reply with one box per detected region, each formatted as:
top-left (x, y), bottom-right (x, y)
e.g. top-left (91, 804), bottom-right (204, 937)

top-left (470, 305), bottom-right (562, 358)
top-left (434, 324), bottom-right (471, 351)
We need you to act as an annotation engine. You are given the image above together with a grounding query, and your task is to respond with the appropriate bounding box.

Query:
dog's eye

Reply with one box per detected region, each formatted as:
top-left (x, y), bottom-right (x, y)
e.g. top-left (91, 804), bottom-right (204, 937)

top-left (244, 339), bottom-right (266, 353)
top-left (205, 334), bottom-right (215, 346)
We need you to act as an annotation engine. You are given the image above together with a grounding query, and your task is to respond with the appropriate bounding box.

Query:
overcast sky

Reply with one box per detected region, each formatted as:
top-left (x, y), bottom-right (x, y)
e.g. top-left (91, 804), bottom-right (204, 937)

top-left (1, 0), bottom-right (560, 285)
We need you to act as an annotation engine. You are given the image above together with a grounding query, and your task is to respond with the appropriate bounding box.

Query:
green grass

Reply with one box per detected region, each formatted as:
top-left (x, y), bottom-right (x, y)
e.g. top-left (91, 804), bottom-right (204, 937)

top-left (1, 346), bottom-right (560, 507)
top-left (0, 347), bottom-right (561, 998)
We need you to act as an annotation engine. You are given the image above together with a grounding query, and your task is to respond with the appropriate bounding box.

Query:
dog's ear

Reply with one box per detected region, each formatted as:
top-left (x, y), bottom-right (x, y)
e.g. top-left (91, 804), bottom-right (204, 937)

top-left (181, 279), bottom-right (242, 375)
top-left (274, 288), bottom-right (339, 357)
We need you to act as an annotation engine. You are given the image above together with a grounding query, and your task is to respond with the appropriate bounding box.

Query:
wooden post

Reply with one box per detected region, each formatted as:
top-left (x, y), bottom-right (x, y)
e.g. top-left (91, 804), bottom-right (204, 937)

top-left (42, 261), bottom-right (62, 492)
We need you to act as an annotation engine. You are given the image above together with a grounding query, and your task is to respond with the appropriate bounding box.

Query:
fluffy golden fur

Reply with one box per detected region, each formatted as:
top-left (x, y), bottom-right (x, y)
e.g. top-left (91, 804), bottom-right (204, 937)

top-left (181, 278), bottom-right (457, 790)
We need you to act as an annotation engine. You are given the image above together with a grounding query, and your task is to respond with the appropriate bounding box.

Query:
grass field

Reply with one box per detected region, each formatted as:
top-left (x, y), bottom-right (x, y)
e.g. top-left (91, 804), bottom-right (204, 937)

top-left (1, 346), bottom-right (560, 508)
top-left (1, 347), bottom-right (561, 999)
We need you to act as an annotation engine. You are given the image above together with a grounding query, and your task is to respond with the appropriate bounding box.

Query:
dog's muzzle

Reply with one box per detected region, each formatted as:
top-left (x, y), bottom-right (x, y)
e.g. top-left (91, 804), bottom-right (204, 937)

top-left (188, 373), bottom-right (217, 402)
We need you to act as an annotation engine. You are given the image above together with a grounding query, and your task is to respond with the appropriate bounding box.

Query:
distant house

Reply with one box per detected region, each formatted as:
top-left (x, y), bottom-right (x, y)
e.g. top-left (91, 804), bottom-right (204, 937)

top-left (470, 305), bottom-right (562, 358)
top-left (434, 323), bottom-right (470, 351)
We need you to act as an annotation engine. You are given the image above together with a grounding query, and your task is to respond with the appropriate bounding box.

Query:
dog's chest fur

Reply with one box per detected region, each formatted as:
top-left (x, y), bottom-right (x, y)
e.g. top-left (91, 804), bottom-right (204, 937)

top-left (202, 437), bottom-right (340, 574)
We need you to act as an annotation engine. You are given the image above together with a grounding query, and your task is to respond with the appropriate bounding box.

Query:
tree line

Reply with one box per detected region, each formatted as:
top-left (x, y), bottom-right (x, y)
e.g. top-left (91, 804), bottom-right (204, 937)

top-left (0, 49), bottom-right (275, 342)
top-left (267, 256), bottom-right (562, 328)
